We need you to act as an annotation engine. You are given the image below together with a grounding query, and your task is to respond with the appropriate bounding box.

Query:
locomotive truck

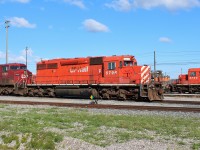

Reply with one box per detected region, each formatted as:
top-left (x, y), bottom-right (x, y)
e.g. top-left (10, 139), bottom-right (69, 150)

top-left (0, 55), bottom-right (163, 101)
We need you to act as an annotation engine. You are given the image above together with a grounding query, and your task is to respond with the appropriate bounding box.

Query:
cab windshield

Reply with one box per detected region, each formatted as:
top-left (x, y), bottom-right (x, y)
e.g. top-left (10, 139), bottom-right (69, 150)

top-left (124, 61), bottom-right (133, 66)
top-left (10, 66), bottom-right (27, 70)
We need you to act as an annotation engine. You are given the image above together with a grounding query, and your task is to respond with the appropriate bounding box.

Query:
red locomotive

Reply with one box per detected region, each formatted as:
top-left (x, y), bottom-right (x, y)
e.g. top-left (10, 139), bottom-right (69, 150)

top-left (0, 63), bottom-right (32, 95)
top-left (170, 68), bottom-right (200, 93)
top-left (0, 55), bottom-right (163, 101)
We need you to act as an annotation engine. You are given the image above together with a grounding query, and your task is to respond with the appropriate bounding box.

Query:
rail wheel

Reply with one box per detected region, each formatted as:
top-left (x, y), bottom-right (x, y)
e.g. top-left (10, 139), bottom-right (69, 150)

top-left (118, 89), bottom-right (126, 100)
top-left (46, 88), bottom-right (55, 97)
top-left (28, 89), bottom-right (34, 96)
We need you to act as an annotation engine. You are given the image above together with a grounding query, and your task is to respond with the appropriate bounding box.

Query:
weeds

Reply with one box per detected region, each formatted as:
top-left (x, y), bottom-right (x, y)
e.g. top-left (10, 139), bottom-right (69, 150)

top-left (192, 143), bottom-right (200, 150)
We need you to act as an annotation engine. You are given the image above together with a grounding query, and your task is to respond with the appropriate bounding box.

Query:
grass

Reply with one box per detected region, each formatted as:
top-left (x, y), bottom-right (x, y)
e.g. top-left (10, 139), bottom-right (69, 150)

top-left (29, 132), bottom-right (63, 149)
top-left (0, 104), bottom-right (200, 149)
top-left (192, 143), bottom-right (200, 150)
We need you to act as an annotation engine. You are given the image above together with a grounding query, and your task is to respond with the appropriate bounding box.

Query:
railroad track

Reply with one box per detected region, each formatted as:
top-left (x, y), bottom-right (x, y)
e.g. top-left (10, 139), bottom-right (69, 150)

top-left (164, 93), bottom-right (200, 98)
top-left (0, 100), bottom-right (200, 113)
top-left (157, 100), bottom-right (200, 105)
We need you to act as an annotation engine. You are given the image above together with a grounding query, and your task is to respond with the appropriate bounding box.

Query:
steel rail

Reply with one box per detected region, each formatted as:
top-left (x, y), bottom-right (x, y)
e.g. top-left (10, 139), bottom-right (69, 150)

top-left (0, 100), bottom-right (200, 113)
top-left (157, 100), bottom-right (200, 105)
top-left (164, 94), bottom-right (200, 98)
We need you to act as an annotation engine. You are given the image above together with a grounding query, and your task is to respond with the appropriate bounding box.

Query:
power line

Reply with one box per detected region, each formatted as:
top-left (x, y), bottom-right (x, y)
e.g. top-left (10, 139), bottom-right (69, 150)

top-left (157, 62), bottom-right (200, 65)
top-left (157, 50), bottom-right (200, 54)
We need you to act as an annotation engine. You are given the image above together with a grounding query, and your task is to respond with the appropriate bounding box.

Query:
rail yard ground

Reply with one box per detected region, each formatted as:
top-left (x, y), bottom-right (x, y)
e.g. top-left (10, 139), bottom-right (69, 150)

top-left (0, 98), bottom-right (200, 150)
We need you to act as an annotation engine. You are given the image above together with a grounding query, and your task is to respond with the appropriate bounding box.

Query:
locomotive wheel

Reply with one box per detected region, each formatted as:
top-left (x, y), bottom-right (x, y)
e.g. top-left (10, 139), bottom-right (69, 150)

top-left (118, 89), bottom-right (126, 100)
top-left (2, 88), bottom-right (13, 95)
top-left (102, 93), bottom-right (110, 99)
top-left (101, 89), bottom-right (110, 99)
top-left (28, 90), bottom-right (34, 97)
top-left (48, 91), bottom-right (55, 97)
top-left (37, 91), bottom-right (44, 97)
top-left (0, 88), bottom-right (3, 95)
top-left (3, 89), bottom-right (9, 95)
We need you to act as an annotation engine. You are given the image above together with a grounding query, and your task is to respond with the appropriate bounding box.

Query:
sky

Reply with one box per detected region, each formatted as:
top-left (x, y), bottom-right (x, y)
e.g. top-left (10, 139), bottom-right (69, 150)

top-left (0, 0), bottom-right (200, 78)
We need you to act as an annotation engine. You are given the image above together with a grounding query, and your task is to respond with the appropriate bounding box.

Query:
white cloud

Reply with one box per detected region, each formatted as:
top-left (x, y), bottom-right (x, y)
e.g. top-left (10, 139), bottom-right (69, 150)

top-left (83, 19), bottom-right (109, 33)
top-left (159, 37), bottom-right (172, 43)
top-left (63, 0), bottom-right (86, 9)
top-left (0, 49), bottom-right (31, 63)
top-left (10, 56), bottom-right (26, 63)
top-left (105, 0), bottom-right (132, 11)
top-left (0, 0), bottom-right (30, 3)
top-left (106, 0), bottom-right (200, 11)
top-left (0, 51), bottom-right (26, 63)
top-left (133, 0), bottom-right (200, 10)
top-left (14, 0), bottom-right (30, 3)
top-left (9, 17), bottom-right (36, 28)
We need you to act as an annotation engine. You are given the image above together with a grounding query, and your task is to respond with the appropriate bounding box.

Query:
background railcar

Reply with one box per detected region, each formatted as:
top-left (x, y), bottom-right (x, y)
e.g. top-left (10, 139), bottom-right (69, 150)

top-left (0, 63), bottom-right (32, 95)
top-left (170, 68), bottom-right (200, 93)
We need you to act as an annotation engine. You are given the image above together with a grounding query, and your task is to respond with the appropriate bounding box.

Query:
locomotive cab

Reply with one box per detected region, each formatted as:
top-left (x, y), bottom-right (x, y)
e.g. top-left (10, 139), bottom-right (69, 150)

top-left (119, 57), bottom-right (150, 85)
top-left (178, 74), bottom-right (188, 84)
top-left (0, 63), bottom-right (32, 85)
top-left (103, 55), bottom-right (139, 84)
top-left (188, 68), bottom-right (200, 84)
top-left (102, 55), bottom-right (151, 85)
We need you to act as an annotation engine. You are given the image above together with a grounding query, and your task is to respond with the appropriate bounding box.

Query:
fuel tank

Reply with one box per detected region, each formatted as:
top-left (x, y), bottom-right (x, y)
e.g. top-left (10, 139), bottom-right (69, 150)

top-left (55, 87), bottom-right (99, 99)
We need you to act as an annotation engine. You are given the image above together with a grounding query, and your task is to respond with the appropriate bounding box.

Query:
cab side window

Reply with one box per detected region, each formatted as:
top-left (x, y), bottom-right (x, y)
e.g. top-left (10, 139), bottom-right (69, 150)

top-left (124, 61), bottom-right (128, 66)
top-left (190, 72), bottom-right (196, 77)
top-left (2, 66), bottom-right (8, 72)
top-left (108, 62), bottom-right (116, 70)
top-left (119, 61), bottom-right (123, 68)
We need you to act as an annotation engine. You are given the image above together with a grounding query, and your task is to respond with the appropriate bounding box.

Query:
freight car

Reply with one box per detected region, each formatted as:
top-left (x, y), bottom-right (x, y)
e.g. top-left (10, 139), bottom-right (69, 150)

top-left (170, 68), bottom-right (200, 93)
top-left (0, 55), bottom-right (163, 101)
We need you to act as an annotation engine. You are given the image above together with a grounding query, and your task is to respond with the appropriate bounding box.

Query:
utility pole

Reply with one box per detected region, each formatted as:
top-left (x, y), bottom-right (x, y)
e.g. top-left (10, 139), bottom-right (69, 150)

top-left (5, 20), bottom-right (10, 64)
top-left (154, 50), bottom-right (156, 80)
top-left (25, 46), bottom-right (28, 69)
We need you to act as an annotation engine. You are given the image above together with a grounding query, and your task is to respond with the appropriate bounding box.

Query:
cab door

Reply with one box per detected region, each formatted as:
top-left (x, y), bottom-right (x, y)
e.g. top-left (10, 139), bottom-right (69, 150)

top-left (1, 65), bottom-right (9, 84)
top-left (103, 61), bottom-right (118, 83)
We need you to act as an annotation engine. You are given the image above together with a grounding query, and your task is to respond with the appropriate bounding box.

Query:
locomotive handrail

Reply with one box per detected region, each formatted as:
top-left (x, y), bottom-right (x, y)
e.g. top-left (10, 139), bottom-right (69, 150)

top-left (15, 77), bottom-right (27, 89)
top-left (32, 79), bottom-right (98, 85)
